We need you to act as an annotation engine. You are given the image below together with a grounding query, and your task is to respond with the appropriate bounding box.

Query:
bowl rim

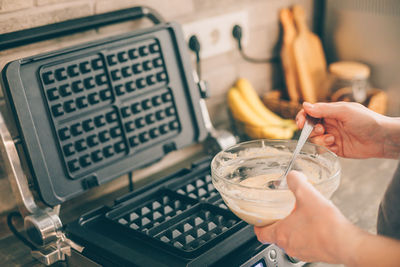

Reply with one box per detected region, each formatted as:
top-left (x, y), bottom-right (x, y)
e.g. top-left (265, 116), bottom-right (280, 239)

top-left (211, 139), bottom-right (341, 192)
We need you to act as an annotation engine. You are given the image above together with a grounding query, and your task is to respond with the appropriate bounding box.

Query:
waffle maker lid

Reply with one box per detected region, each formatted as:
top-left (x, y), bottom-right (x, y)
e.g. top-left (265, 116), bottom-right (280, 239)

top-left (1, 20), bottom-right (208, 206)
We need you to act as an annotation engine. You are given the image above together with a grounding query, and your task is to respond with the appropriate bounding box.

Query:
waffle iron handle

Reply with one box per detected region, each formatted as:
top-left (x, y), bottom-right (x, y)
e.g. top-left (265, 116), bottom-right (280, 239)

top-left (0, 111), bottom-right (64, 240)
top-left (0, 6), bottom-right (165, 51)
top-left (192, 71), bottom-right (238, 154)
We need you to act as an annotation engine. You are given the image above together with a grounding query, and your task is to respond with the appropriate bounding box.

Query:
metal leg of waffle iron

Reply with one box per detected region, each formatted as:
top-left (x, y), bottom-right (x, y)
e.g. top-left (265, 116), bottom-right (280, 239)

top-left (0, 111), bottom-right (83, 265)
top-left (192, 70), bottom-right (238, 154)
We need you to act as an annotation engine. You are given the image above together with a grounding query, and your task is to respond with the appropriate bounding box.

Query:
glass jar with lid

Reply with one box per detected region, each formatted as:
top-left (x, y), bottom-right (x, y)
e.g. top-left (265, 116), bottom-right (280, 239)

top-left (327, 61), bottom-right (371, 103)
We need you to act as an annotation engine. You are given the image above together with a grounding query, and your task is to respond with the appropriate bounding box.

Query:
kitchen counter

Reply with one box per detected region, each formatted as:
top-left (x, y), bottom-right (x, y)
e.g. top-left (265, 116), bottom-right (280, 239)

top-left (0, 156), bottom-right (398, 267)
top-left (310, 157), bottom-right (398, 267)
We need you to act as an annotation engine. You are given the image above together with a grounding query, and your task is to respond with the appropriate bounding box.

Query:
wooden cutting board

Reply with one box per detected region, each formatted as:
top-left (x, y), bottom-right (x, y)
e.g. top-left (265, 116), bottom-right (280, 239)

top-left (279, 8), bottom-right (301, 103)
top-left (292, 5), bottom-right (328, 103)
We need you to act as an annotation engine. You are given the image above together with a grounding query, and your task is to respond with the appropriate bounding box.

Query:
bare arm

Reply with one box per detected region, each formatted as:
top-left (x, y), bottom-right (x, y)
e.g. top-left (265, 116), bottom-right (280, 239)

top-left (338, 228), bottom-right (400, 267)
top-left (343, 229), bottom-right (400, 267)
top-left (254, 171), bottom-right (400, 266)
top-left (380, 117), bottom-right (400, 159)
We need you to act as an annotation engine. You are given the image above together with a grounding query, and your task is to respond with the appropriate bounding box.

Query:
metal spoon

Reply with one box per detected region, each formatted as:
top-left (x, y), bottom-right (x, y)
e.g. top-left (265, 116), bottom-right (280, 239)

top-left (267, 115), bottom-right (321, 189)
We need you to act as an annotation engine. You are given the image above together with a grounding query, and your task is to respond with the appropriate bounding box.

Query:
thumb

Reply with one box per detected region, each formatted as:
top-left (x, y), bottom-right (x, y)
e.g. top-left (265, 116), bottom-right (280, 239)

top-left (254, 224), bottom-right (277, 245)
top-left (287, 170), bottom-right (321, 207)
top-left (303, 102), bottom-right (348, 120)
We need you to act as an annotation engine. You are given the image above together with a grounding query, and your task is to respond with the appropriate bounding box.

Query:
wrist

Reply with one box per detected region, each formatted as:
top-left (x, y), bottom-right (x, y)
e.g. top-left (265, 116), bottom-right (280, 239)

top-left (324, 210), bottom-right (361, 265)
top-left (337, 223), bottom-right (368, 267)
top-left (379, 117), bottom-right (400, 159)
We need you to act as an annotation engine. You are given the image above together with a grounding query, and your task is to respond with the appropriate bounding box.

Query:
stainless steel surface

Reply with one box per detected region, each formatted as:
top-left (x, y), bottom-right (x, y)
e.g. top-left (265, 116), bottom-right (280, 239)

top-left (0, 110), bottom-right (62, 245)
top-left (31, 229), bottom-right (83, 266)
top-left (240, 244), bottom-right (304, 267)
top-left (203, 127), bottom-right (238, 155)
top-left (268, 249), bottom-right (277, 260)
top-left (0, 111), bottom-right (39, 216)
top-left (268, 116), bottom-right (320, 189)
top-left (31, 240), bottom-right (71, 266)
top-left (0, 111), bottom-right (81, 266)
top-left (24, 210), bottom-right (63, 246)
top-left (194, 70), bottom-right (237, 154)
top-left (21, 204), bottom-right (78, 265)
top-left (199, 98), bottom-right (214, 132)
top-left (193, 70), bottom-right (214, 132)
top-left (13, 137), bottom-right (22, 145)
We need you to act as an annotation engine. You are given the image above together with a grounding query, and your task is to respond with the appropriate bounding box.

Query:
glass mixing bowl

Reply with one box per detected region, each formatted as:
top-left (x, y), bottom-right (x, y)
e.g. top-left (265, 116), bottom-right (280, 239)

top-left (211, 139), bottom-right (341, 227)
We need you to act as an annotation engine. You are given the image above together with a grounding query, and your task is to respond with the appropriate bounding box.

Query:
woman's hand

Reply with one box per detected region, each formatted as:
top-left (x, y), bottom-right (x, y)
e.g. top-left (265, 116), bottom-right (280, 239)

top-left (254, 171), bottom-right (361, 264)
top-left (296, 102), bottom-right (400, 159)
top-left (254, 171), bottom-right (400, 266)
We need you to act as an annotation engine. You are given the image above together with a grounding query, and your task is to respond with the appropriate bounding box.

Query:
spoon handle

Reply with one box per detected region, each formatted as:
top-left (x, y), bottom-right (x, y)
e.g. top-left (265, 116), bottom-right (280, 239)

top-left (278, 115), bottom-right (320, 188)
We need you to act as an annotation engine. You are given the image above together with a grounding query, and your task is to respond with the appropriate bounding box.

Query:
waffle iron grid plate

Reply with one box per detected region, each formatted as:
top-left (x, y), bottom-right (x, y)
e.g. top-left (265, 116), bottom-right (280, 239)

top-left (1, 22), bottom-right (207, 206)
top-left (66, 160), bottom-right (252, 266)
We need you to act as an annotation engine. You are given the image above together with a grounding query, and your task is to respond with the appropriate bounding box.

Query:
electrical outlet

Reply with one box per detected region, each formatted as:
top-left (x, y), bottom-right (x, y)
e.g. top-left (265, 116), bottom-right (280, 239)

top-left (182, 11), bottom-right (249, 59)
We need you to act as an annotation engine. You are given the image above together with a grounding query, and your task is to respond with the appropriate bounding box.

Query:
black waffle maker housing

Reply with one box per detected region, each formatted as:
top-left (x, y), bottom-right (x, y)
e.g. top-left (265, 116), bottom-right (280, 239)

top-left (1, 13), bottom-right (208, 206)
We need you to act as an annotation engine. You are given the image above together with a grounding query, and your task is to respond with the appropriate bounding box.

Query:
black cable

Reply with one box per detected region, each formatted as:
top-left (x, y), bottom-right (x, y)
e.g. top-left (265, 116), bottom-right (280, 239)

top-left (128, 172), bottom-right (134, 192)
top-left (7, 211), bottom-right (37, 250)
top-left (188, 35), bottom-right (201, 79)
top-left (232, 24), bottom-right (279, 64)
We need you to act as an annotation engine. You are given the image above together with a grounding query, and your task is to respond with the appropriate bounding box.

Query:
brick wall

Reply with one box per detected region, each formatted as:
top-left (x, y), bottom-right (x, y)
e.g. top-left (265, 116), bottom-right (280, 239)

top-left (0, 0), bottom-right (315, 218)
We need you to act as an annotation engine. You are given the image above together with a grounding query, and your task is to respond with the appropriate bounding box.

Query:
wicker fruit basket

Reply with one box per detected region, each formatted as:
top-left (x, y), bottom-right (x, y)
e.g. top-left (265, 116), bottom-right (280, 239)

top-left (263, 88), bottom-right (387, 118)
top-left (262, 91), bottom-right (302, 119)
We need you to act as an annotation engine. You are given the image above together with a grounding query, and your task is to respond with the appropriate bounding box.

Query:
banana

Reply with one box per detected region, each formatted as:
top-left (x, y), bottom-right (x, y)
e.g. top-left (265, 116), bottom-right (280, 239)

top-left (235, 78), bottom-right (298, 131)
top-left (228, 86), bottom-right (295, 139)
top-left (227, 87), bottom-right (269, 127)
top-left (245, 124), bottom-right (294, 139)
top-left (235, 78), bottom-right (284, 124)
top-left (244, 124), bottom-right (263, 139)
top-left (282, 119), bottom-right (298, 132)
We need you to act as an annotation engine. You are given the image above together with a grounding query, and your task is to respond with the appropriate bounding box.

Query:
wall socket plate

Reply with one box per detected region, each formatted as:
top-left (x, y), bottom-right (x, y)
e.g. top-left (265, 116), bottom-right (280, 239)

top-left (182, 11), bottom-right (249, 59)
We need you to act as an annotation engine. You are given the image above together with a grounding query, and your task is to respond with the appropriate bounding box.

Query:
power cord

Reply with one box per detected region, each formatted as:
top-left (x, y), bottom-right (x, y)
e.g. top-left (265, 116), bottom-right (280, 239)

top-left (7, 211), bottom-right (37, 250)
top-left (188, 35), bottom-right (202, 80)
top-left (232, 24), bottom-right (279, 64)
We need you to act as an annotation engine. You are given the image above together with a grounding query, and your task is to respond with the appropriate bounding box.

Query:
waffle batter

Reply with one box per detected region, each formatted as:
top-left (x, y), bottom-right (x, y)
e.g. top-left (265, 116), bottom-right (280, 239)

top-left (239, 173), bottom-right (283, 188)
top-left (223, 173), bottom-right (296, 227)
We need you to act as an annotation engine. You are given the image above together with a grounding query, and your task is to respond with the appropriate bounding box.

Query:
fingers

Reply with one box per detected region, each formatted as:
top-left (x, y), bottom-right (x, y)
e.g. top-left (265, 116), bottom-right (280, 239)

top-left (254, 225), bottom-right (277, 244)
top-left (295, 109), bottom-right (306, 129)
top-left (286, 171), bottom-right (321, 207)
top-left (303, 102), bottom-right (349, 120)
top-left (327, 145), bottom-right (339, 154)
top-left (286, 170), bottom-right (308, 195)
top-left (309, 134), bottom-right (335, 146)
top-left (308, 134), bottom-right (340, 155)
top-left (309, 124), bottom-right (325, 137)
top-left (296, 110), bottom-right (325, 135)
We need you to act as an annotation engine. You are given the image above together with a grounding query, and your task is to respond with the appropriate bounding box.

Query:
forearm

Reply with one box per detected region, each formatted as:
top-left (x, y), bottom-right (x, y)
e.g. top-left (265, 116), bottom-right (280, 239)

top-left (341, 227), bottom-right (400, 267)
top-left (380, 117), bottom-right (400, 159)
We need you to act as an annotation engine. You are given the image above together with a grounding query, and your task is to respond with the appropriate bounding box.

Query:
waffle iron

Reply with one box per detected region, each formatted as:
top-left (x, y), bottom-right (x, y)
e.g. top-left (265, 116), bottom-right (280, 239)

top-left (0, 6), bottom-right (304, 267)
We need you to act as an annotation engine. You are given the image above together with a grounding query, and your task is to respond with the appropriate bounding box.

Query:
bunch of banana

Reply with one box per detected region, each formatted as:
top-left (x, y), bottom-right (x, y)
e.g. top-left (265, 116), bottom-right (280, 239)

top-left (228, 78), bottom-right (298, 139)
